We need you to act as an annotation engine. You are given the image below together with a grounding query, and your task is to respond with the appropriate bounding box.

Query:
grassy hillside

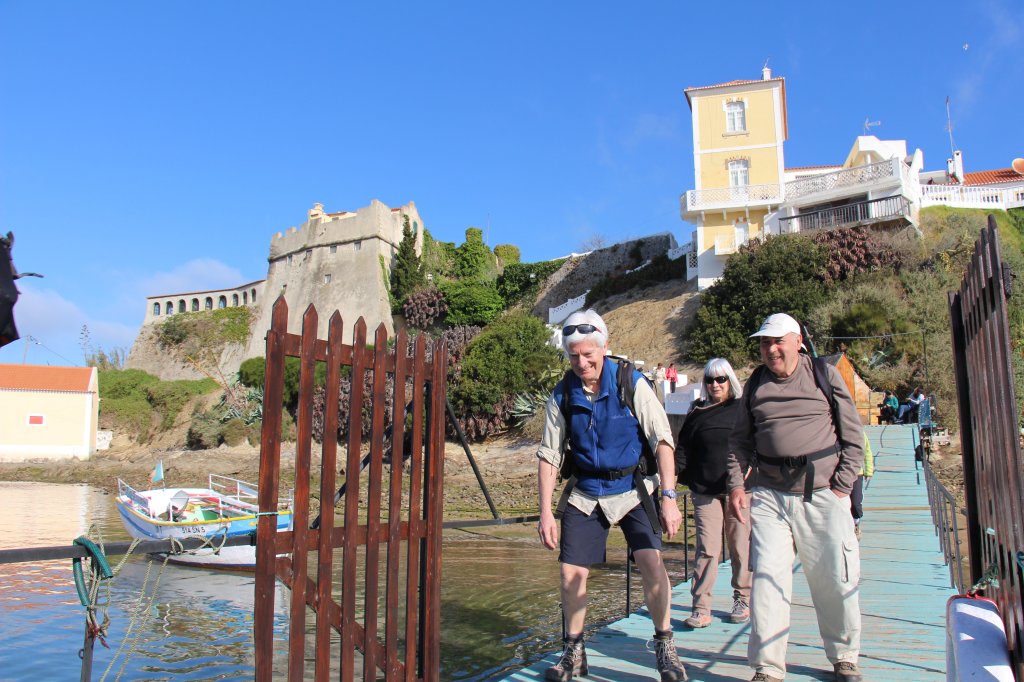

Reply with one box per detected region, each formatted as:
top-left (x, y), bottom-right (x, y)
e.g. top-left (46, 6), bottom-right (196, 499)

top-left (684, 207), bottom-right (1024, 431)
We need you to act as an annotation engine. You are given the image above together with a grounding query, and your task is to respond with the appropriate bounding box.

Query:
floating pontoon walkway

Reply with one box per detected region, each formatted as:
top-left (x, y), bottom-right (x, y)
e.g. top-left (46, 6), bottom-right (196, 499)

top-left (500, 425), bottom-right (953, 681)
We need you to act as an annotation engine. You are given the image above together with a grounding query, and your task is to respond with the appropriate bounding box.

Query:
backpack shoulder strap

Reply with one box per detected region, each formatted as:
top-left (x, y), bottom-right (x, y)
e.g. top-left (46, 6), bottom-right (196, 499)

top-left (810, 356), bottom-right (842, 440)
top-left (744, 364), bottom-right (767, 415)
top-left (616, 360), bottom-right (653, 416)
top-left (555, 369), bottom-right (574, 425)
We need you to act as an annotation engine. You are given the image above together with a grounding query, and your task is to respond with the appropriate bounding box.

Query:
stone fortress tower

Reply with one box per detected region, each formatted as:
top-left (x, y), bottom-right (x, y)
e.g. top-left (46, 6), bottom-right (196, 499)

top-left (127, 199), bottom-right (423, 380)
top-left (242, 199), bottom-right (424, 358)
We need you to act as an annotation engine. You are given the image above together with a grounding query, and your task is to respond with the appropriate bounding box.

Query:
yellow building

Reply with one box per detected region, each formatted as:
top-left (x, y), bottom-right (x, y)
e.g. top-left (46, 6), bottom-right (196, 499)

top-left (682, 66), bottom-right (787, 290)
top-left (0, 364), bottom-right (98, 461)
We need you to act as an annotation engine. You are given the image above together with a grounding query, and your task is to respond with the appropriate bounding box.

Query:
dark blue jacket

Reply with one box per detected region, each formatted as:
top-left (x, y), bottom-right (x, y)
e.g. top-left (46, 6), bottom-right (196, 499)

top-left (555, 357), bottom-right (646, 496)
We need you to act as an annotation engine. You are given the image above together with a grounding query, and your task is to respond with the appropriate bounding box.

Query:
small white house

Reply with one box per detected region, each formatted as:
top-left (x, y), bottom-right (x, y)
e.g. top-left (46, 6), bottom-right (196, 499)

top-left (0, 364), bottom-right (99, 461)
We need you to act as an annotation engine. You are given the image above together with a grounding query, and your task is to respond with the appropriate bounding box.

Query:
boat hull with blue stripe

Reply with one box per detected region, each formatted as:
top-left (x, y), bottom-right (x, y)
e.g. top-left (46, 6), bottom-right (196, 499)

top-left (115, 474), bottom-right (292, 570)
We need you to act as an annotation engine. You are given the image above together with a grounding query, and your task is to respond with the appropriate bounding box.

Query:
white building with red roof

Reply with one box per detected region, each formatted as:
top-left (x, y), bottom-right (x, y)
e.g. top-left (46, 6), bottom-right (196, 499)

top-left (0, 364), bottom-right (99, 460)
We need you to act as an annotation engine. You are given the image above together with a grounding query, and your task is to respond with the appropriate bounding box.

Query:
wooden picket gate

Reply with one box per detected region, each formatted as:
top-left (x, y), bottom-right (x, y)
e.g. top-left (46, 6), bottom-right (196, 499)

top-left (948, 216), bottom-right (1024, 677)
top-left (253, 297), bottom-right (448, 681)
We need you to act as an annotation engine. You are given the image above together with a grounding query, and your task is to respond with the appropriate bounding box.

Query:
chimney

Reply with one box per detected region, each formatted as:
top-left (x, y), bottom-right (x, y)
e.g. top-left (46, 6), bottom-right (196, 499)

top-left (953, 150), bottom-right (964, 183)
top-left (762, 65), bottom-right (772, 80)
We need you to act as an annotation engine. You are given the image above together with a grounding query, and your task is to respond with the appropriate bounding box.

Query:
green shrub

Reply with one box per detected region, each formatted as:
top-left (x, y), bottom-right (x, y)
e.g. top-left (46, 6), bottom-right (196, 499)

top-left (146, 379), bottom-right (219, 430)
top-left (422, 229), bottom-right (457, 279)
top-left (494, 244), bottom-right (521, 267)
top-left (390, 215), bottom-right (425, 311)
top-left (455, 227), bottom-right (498, 280)
top-left (685, 235), bottom-right (829, 365)
top-left (98, 368), bottom-right (160, 400)
top-left (497, 259), bottom-right (565, 306)
top-left (186, 414), bottom-right (222, 449)
top-left (98, 369), bottom-right (161, 440)
top-left (220, 418), bottom-right (249, 446)
top-left (237, 356), bottom-right (327, 412)
top-left (451, 312), bottom-right (561, 416)
top-left (440, 280), bottom-right (504, 327)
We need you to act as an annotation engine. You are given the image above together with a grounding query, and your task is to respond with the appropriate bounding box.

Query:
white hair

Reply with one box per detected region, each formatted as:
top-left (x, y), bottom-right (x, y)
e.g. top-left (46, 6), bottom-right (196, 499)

top-left (561, 309), bottom-right (608, 354)
top-left (699, 357), bottom-right (743, 402)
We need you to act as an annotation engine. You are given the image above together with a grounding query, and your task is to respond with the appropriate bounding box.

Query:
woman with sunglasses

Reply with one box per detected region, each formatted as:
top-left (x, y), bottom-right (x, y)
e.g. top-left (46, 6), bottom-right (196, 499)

top-left (675, 357), bottom-right (752, 628)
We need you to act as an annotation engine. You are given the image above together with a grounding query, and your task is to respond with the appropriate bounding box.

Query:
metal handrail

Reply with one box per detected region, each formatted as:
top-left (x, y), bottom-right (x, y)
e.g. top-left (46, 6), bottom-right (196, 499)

top-left (778, 195), bottom-right (909, 233)
top-left (920, 454), bottom-right (966, 591)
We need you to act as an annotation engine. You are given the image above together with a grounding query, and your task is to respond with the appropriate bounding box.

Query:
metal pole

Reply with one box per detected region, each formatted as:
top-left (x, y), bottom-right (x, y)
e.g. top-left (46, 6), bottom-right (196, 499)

top-left (445, 398), bottom-right (500, 520)
top-left (79, 624), bottom-right (95, 682)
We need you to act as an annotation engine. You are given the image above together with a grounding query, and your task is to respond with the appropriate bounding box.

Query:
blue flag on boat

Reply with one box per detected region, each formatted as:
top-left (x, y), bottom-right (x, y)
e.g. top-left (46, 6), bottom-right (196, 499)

top-left (151, 460), bottom-right (164, 484)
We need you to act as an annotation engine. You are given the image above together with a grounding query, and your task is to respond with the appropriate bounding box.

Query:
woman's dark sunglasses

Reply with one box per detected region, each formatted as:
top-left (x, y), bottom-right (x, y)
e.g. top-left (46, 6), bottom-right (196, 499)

top-left (704, 376), bottom-right (728, 385)
top-left (563, 323), bottom-right (598, 336)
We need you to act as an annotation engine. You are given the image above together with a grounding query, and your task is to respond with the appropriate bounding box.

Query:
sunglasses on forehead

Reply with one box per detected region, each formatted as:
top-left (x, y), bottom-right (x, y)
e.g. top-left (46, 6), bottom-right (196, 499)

top-left (704, 375), bottom-right (728, 385)
top-left (563, 323), bottom-right (599, 336)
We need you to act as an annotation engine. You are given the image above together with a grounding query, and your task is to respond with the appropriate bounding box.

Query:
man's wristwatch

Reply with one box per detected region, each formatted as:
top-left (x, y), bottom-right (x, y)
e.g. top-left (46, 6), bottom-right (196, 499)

top-left (661, 488), bottom-right (678, 499)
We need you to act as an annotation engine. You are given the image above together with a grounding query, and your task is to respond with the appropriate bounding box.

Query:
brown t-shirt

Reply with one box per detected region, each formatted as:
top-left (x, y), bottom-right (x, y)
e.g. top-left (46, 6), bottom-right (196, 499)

top-left (726, 355), bottom-right (865, 495)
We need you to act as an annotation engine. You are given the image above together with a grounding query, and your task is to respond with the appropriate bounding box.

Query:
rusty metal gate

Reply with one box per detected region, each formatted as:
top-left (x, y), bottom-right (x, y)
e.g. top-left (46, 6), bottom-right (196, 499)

top-left (948, 215), bottom-right (1024, 677)
top-left (253, 298), bottom-right (448, 681)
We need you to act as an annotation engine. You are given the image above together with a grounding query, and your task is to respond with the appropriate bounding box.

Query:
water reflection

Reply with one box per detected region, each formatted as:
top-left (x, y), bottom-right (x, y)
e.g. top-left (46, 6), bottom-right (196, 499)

top-left (0, 483), bottom-right (682, 681)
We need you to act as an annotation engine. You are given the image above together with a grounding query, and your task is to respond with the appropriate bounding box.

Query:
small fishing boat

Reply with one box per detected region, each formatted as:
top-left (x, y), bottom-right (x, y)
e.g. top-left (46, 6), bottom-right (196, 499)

top-left (115, 474), bottom-right (293, 570)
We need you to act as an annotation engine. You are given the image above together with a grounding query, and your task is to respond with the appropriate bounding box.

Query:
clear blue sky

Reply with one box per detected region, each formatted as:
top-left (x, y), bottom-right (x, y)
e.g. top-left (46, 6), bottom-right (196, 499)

top-left (2, 1), bottom-right (1021, 367)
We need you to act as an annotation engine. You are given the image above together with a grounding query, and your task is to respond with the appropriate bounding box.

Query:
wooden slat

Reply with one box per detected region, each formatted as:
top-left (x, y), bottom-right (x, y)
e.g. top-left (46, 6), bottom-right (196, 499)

top-left (254, 296), bottom-right (288, 681)
top-left (423, 338), bottom-right (448, 681)
top-left (362, 324), bottom-right (389, 681)
top-left (405, 334), bottom-right (428, 682)
top-left (386, 328), bottom-right (409, 680)
top-left (341, 317), bottom-right (368, 681)
top-left (314, 311), bottom-right (344, 682)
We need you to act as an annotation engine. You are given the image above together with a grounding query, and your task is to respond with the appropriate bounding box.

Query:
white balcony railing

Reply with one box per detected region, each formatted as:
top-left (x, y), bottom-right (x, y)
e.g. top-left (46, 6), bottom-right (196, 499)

top-left (785, 158), bottom-right (900, 201)
top-left (920, 184), bottom-right (1024, 210)
top-left (714, 235), bottom-right (750, 255)
top-left (685, 183), bottom-right (783, 213)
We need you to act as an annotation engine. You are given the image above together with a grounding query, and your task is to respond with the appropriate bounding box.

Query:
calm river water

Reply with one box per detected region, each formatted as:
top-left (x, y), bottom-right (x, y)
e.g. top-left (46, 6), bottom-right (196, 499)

top-left (0, 481), bottom-right (686, 680)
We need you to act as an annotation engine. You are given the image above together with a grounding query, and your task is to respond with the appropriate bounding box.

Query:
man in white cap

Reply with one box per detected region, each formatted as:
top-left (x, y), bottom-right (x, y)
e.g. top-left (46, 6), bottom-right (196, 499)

top-left (727, 313), bottom-right (865, 682)
top-left (537, 308), bottom-right (686, 681)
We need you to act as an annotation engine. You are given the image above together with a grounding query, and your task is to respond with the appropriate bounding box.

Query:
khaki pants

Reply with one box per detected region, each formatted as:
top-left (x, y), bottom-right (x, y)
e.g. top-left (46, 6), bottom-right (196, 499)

top-left (690, 492), bottom-right (752, 615)
top-left (748, 487), bottom-right (861, 678)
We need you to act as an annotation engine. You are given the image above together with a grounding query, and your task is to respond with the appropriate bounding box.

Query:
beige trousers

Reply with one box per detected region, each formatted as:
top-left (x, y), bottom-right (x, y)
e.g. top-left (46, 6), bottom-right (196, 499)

top-left (748, 487), bottom-right (861, 679)
top-left (690, 492), bottom-right (752, 615)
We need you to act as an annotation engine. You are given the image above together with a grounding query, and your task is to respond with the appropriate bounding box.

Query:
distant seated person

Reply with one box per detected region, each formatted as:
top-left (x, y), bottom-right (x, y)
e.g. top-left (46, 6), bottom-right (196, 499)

top-left (878, 390), bottom-right (899, 424)
top-left (895, 387), bottom-right (926, 424)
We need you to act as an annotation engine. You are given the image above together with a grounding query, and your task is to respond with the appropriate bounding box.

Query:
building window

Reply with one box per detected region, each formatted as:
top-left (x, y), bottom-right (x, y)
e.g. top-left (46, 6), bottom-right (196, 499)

top-left (288, 254), bottom-right (293, 265)
top-left (251, 288), bottom-right (256, 302)
top-left (735, 219), bottom-right (750, 248)
top-left (330, 245), bottom-right (337, 254)
top-left (323, 273), bottom-right (332, 284)
top-left (218, 295), bottom-right (227, 309)
top-left (153, 302), bottom-right (160, 316)
top-left (726, 101), bottom-right (746, 133)
top-left (165, 301), bottom-right (173, 315)
top-left (728, 159), bottom-right (750, 187)
top-left (205, 297), bottom-right (213, 310)
top-left (178, 300), bottom-right (186, 313)
top-left (191, 298), bottom-right (199, 312)
top-left (353, 241), bottom-right (362, 251)
top-left (232, 293), bottom-right (239, 306)
top-left (28, 415), bottom-right (44, 425)
top-left (243, 291), bottom-right (248, 304)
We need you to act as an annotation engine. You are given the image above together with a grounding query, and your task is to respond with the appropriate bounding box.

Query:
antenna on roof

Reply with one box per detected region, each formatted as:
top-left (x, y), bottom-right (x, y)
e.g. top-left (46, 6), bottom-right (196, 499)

top-left (945, 96), bottom-right (957, 157)
top-left (863, 117), bottom-right (881, 135)
top-left (761, 58), bottom-right (771, 80)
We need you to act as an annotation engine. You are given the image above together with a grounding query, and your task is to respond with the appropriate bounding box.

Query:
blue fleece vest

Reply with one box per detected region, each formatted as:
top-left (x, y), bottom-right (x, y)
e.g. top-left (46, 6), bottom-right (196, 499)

top-left (556, 358), bottom-right (646, 497)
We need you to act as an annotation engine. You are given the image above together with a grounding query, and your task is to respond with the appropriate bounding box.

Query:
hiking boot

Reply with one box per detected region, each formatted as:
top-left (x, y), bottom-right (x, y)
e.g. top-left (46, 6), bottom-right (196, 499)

top-left (751, 673), bottom-right (784, 682)
top-left (653, 636), bottom-right (688, 682)
top-left (834, 660), bottom-right (862, 681)
top-left (684, 611), bottom-right (712, 628)
top-left (545, 637), bottom-right (587, 681)
top-left (730, 597), bottom-right (750, 624)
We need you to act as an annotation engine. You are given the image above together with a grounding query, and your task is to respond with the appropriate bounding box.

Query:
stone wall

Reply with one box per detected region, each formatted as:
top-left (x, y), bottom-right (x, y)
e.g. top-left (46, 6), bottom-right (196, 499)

top-left (532, 233), bottom-right (677, 319)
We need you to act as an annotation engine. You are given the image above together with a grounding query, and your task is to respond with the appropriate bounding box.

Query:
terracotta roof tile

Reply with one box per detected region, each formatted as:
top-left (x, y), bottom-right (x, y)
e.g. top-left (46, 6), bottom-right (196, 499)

top-left (685, 77), bottom-right (784, 93)
top-left (0, 364), bottom-right (95, 392)
top-left (963, 168), bottom-right (1024, 186)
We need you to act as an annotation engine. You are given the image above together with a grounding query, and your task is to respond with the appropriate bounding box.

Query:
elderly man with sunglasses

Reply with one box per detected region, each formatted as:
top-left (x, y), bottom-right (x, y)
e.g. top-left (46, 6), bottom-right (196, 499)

top-left (727, 313), bottom-right (865, 682)
top-left (537, 309), bottom-right (686, 682)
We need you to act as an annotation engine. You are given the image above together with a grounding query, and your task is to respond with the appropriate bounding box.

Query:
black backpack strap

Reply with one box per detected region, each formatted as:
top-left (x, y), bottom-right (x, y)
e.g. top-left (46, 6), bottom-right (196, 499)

top-left (810, 356), bottom-right (842, 441)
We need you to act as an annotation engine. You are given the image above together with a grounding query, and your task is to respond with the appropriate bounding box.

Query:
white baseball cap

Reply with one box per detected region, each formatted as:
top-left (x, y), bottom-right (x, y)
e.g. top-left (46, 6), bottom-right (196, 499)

top-left (749, 313), bottom-right (802, 338)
